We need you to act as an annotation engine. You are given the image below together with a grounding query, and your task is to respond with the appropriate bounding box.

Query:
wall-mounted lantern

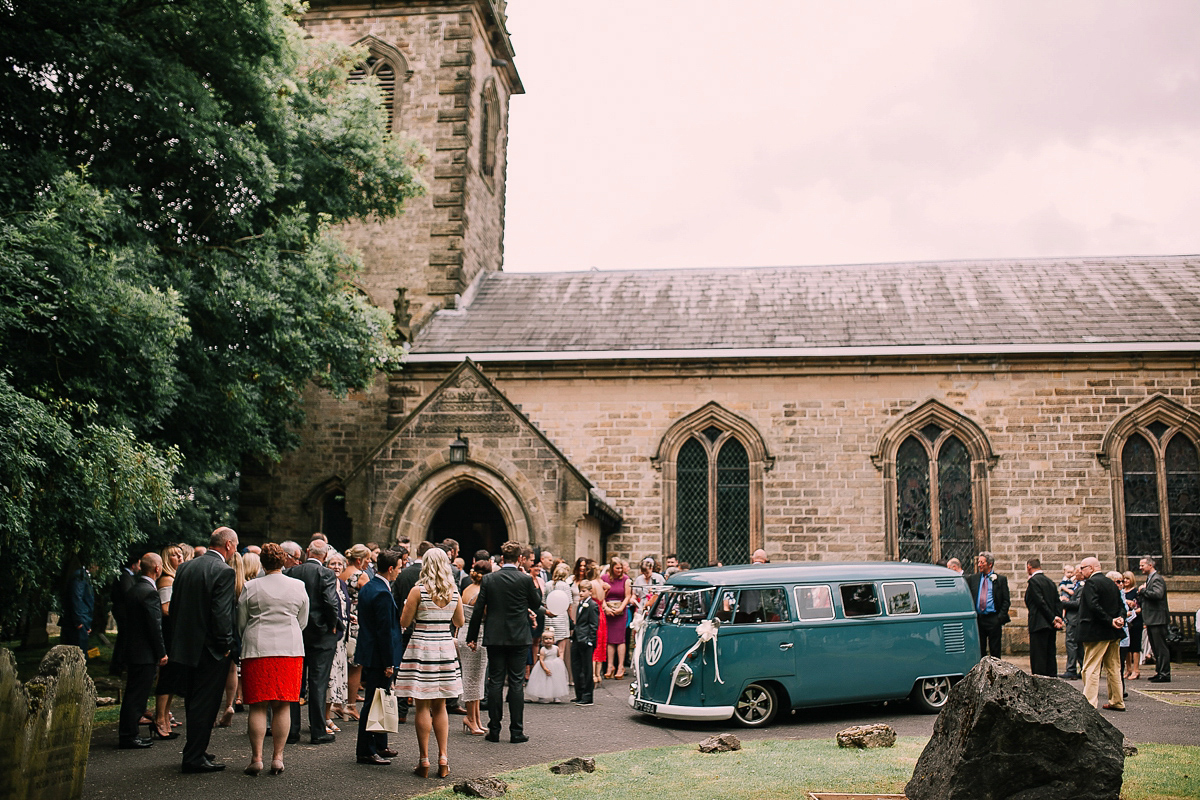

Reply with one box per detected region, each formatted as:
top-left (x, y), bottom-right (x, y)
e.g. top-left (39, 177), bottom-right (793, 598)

top-left (449, 429), bottom-right (469, 464)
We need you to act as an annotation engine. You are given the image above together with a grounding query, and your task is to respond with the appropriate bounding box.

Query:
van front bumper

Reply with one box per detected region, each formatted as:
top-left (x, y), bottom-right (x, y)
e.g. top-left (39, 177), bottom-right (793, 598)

top-left (628, 694), bottom-right (734, 721)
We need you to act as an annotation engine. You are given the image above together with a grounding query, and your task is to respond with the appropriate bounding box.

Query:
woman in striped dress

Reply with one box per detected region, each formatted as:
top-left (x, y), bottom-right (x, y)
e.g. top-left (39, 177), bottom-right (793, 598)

top-left (395, 547), bottom-right (464, 779)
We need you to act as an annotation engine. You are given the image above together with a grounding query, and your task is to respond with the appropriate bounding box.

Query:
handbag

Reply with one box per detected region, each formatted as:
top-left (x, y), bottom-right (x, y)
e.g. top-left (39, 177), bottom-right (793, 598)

top-left (365, 687), bottom-right (399, 733)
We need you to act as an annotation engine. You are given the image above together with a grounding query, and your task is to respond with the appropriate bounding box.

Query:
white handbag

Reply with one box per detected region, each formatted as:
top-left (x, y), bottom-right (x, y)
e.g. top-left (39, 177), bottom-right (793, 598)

top-left (365, 687), bottom-right (399, 733)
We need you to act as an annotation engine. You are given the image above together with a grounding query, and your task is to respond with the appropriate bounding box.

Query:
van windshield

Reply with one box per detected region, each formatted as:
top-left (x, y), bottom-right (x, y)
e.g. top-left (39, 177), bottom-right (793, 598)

top-left (648, 589), bottom-right (714, 624)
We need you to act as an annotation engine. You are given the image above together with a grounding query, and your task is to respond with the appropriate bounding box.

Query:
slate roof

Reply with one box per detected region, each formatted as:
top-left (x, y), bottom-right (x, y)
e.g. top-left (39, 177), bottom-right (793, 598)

top-left (407, 256), bottom-right (1200, 362)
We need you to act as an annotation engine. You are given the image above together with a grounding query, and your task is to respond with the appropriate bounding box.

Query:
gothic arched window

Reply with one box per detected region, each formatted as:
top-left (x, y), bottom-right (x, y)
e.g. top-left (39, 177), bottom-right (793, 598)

top-left (479, 79), bottom-right (500, 179)
top-left (873, 400), bottom-right (996, 571)
top-left (655, 404), bottom-right (772, 567)
top-left (1102, 395), bottom-right (1200, 574)
top-left (348, 37), bottom-right (407, 133)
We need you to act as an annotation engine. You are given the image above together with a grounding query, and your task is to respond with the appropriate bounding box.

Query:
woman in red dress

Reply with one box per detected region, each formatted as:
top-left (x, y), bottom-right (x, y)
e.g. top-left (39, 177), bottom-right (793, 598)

top-left (237, 543), bottom-right (309, 776)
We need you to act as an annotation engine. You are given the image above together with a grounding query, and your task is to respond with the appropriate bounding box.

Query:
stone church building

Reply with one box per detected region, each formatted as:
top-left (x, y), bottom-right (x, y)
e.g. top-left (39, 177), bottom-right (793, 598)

top-left (238, 1), bottom-right (1200, 630)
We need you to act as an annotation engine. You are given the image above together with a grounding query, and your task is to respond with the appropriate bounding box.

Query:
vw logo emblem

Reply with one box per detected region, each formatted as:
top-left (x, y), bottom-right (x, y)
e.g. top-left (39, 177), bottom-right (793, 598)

top-left (645, 635), bottom-right (664, 665)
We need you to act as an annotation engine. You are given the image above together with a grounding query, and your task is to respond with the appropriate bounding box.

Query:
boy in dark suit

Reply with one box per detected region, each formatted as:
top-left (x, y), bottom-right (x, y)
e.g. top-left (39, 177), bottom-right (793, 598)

top-left (117, 553), bottom-right (168, 749)
top-left (465, 540), bottom-right (542, 743)
top-left (571, 580), bottom-right (599, 705)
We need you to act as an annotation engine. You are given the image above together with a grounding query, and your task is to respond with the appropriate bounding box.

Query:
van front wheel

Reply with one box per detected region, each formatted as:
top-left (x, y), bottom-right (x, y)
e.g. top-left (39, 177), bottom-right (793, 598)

top-left (732, 682), bottom-right (779, 727)
top-left (910, 676), bottom-right (952, 713)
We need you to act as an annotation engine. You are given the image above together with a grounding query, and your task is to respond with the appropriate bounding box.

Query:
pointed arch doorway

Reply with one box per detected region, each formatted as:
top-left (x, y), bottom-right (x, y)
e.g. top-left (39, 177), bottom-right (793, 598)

top-left (427, 488), bottom-right (508, 560)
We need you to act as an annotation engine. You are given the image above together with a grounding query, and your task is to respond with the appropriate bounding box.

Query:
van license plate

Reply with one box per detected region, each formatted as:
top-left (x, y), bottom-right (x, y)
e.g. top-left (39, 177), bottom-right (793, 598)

top-left (633, 700), bottom-right (657, 713)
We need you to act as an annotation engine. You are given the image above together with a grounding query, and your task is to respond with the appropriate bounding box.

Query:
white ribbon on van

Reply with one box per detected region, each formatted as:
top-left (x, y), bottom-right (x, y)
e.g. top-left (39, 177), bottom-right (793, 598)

top-left (630, 607), bottom-right (649, 701)
top-left (664, 618), bottom-right (723, 706)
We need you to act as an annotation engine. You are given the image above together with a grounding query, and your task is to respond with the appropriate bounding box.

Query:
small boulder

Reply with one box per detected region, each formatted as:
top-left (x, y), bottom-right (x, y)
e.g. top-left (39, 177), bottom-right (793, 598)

top-left (550, 757), bottom-right (596, 774)
top-left (698, 733), bottom-right (742, 753)
top-left (836, 724), bottom-right (896, 749)
top-left (453, 777), bottom-right (509, 798)
top-left (1123, 745), bottom-right (1139, 757)
top-left (906, 658), bottom-right (1125, 800)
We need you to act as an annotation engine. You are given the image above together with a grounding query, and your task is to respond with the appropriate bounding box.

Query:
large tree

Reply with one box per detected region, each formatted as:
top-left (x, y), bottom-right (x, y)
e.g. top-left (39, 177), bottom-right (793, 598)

top-left (0, 0), bottom-right (421, 628)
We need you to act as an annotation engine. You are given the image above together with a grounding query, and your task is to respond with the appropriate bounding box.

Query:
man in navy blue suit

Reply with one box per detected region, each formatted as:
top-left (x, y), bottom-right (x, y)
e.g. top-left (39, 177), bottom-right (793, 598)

top-left (354, 548), bottom-right (405, 765)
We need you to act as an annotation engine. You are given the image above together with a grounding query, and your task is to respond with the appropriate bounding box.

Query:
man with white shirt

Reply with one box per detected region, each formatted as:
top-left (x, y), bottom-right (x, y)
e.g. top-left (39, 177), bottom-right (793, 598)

top-left (355, 549), bottom-right (404, 765)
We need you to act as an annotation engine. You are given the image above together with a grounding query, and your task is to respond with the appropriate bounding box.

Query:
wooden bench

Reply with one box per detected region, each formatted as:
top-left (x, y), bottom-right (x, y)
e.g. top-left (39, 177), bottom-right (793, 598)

top-left (1166, 610), bottom-right (1198, 664)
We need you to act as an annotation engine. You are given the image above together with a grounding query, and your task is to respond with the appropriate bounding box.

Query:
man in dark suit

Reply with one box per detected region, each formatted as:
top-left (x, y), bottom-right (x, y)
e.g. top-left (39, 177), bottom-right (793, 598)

top-left (571, 579), bottom-right (599, 705)
top-left (1079, 556), bottom-right (1126, 710)
top-left (355, 548), bottom-right (405, 765)
top-left (1023, 557), bottom-right (1063, 676)
top-left (965, 551), bottom-right (1010, 657)
top-left (109, 552), bottom-right (140, 675)
top-left (170, 526), bottom-right (238, 773)
top-left (287, 539), bottom-right (342, 744)
top-left (466, 540), bottom-right (542, 743)
top-left (1139, 555), bottom-right (1171, 682)
top-left (117, 553), bottom-right (168, 749)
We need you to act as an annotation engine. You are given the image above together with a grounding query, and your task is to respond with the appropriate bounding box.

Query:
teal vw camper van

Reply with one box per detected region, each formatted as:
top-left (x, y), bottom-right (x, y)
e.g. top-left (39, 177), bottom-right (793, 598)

top-left (629, 562), bottom-right (980, 727)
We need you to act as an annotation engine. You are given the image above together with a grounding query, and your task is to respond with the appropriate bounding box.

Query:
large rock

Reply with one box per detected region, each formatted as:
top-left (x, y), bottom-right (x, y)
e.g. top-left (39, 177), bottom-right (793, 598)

top-left (836, 723), bottom-right (896, 749)
top-left (906, 658), bottom-right (1124, 800)
top-left (698, 733), bottom-right (742, 752)
top-left (0, 646), bottom-right (97, 800)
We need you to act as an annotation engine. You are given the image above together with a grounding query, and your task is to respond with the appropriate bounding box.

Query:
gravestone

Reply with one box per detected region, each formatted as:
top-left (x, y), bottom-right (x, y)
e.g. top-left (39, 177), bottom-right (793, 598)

top-left (0, 646), bottom-right (97, 800)
top-left (906, 658), bottom-right (1124, 800)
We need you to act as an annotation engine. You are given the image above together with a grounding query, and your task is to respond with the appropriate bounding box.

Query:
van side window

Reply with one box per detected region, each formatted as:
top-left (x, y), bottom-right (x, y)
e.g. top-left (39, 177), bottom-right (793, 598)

top-left (796, 585), bottom-right (835, 620)
top-left (840, 583), bottom-right (881, 617)
top-left (883, 582), bottom-right (920, 615)
top-left (729, 588), bottom-right (789, 624)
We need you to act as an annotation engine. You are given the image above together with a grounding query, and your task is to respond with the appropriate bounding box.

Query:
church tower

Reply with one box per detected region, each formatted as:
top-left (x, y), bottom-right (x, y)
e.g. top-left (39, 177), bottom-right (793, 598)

top-left (237, 1), bottom-right (522, 548)
top-left (303, 0), bottom-right (522, 337)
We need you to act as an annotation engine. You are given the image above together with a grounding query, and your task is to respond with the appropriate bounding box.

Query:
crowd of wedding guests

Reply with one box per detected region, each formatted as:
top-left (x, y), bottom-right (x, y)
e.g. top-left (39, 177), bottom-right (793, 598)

top-left (99, 526), bottom-right (683, 778)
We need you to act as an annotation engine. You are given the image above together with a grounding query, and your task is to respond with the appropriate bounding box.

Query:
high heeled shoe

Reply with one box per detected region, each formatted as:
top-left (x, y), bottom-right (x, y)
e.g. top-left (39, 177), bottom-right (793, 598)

top-left (244, 761), bottom-right (263, 777)
top-left (269, 759), bottom-right (285, 776)
top-left (462, 720), bottom-right (485, 735)
top-left (413, 758), bottom-right (429, 778)
top-left (437, 757), bottom-right (449, 778)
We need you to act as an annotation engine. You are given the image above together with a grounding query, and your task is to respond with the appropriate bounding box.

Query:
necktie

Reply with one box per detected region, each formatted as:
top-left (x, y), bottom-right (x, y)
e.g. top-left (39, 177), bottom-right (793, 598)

top-left (978, 576), bottom-right (991, 613)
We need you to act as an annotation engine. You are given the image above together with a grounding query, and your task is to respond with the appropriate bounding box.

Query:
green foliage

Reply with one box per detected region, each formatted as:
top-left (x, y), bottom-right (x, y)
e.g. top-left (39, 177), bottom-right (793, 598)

top-left (0, 0), bottom-right (423, 625)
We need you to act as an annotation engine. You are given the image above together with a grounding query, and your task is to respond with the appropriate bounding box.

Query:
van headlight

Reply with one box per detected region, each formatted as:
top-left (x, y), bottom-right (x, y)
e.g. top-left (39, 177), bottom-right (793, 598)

top-left (674, 662), bottom-right (694, 688)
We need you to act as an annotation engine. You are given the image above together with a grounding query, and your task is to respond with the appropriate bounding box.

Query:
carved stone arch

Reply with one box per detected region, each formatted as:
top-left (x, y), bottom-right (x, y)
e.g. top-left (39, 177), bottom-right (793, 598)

top-left (353, 35), bottom-right (409, 75)
top-left (1098, 393), bottom-right (1200, 574)
top-left (479, 77), bottom-right (501, 180)
top-left (872, 398), bottom-right (996, 565)
top-left (379, 452), bottom-right (545, 548)
top-left (653, 402), bottom-right (772, 564)
top-left (302, 475), bottom-right (353, 552)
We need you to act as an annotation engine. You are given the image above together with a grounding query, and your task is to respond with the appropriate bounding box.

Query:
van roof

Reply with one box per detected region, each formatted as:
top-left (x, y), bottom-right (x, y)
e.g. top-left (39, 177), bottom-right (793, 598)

top-left (665, 561), bottom-right (961, 587)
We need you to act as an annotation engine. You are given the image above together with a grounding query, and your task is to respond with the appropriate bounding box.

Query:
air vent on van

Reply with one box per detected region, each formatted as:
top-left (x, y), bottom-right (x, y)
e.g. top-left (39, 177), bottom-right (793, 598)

top-left (943, 622), bottom-right (966, 654)
top-left (935, 578), bottom-right (958, 589)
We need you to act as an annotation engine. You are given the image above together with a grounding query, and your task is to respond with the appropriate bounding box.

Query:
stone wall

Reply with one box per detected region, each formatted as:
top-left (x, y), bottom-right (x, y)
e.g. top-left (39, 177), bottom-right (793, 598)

top-left (396, 354), bottom-right (1200, 626)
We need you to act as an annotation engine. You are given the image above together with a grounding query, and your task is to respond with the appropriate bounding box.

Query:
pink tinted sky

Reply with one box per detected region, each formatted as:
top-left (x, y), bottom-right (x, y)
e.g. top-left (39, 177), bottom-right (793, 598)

top-left (499, 1), bottom-right (1200, 272)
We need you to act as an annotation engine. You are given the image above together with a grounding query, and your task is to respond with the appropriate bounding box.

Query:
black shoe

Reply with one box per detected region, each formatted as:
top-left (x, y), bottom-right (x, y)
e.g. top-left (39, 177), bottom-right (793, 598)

top-left (150, 729), bottom-right (179, 740)
top-left (1148, 675), bottom-right (1171, 683)
top-left (572, 699), bottom-right (594, 706)
top-left (310, 733), bottom-right (336, 744)
top-left (484, 732), bottom-right (500, 743)
top-left (357, 754), bottom-right (391, 765)
top-left (285, 734), bottom-right (300, 744)
top-left (510, 734), bottom-right (529, 744)
top-left (1058, 672), bottom-right (1081, 680)
top-left (182, 761), bottom-right (226, 773)
top-left (205, 753), bottom-right (216, 762)
top-left (118, 738), bottom-right (153, 749)
top-left (447, 706), bottom-right (467, 715)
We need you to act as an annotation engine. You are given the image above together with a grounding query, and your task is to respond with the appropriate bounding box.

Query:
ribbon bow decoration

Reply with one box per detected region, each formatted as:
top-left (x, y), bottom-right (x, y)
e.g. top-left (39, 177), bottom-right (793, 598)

top-left (664, 617), bottom-right (723, 706)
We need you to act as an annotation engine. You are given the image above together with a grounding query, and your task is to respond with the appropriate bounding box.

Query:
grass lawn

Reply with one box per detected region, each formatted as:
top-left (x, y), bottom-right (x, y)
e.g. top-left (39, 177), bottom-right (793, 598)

top-left (407, 738), bottom-right (1200, 800)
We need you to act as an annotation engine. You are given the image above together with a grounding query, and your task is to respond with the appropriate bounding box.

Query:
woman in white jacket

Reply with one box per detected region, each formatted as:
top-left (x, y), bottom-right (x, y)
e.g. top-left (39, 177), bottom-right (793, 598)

top-left (237, 543), bottom-right (309, 776)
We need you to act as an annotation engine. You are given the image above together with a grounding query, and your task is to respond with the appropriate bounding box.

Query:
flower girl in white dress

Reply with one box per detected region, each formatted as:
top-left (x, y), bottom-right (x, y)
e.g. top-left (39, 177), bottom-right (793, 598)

top-left (526, 631), bottom-right (570, 703)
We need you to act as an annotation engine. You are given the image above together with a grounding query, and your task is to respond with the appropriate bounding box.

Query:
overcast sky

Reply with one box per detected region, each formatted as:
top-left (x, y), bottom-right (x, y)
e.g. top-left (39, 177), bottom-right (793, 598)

top-left (499, 1), bottom-right (1200, 272)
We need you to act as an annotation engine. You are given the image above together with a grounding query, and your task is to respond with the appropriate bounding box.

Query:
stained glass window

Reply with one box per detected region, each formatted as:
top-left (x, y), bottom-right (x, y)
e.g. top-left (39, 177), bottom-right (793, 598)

top-left (1123, 433), bottom-right (1162, 568)
top-left (676, 438), bottom-right (708, 570)
top-left (674, 432), bottom-right (752, 566)
top-left (896, 433), bottom-right (976, 568)
top-left (1121, 428), bottom-right (1200, 575)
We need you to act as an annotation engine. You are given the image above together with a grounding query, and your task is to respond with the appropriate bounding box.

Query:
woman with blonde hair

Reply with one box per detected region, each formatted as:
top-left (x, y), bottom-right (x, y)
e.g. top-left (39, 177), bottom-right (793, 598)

top-left (1121, 570), bottom-right (1142, 680)
top-left (150, 544), bottom-right (186, 739)
top-left (394, 547), bottom-right (464, 779)
top-left (340, 544), bottom-right (372, 720)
